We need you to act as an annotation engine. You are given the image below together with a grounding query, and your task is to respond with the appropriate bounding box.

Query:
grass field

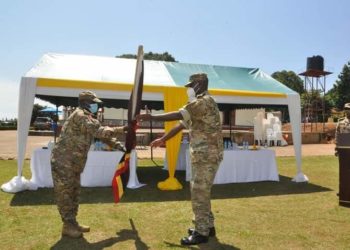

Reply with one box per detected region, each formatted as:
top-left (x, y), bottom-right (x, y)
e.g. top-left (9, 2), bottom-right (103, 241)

top-left (1, 156), bottom-right (350, 249)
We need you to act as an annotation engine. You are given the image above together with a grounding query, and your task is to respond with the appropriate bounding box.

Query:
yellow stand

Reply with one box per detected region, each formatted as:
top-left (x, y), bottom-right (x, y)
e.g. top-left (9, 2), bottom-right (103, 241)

top-left (157, 177), bottom-right (183, 190)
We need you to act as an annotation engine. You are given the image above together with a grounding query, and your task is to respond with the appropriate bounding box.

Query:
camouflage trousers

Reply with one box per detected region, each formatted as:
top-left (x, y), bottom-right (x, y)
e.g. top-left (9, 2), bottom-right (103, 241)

top-left (51, 161), bottom-right (82, 223)
top-left (190, 159), bottom-right (220, 236)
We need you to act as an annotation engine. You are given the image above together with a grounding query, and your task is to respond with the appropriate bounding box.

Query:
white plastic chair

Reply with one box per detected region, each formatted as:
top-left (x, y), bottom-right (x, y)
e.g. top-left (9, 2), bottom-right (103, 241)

top-left (266, 128), bottom-right (276, 146)
top-left (272, 123), bottom-right (283, 146)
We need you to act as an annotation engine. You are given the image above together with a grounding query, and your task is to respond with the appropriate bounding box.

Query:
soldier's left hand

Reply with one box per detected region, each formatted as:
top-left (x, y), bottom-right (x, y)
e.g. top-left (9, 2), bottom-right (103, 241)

top-left (150, 137), bottom-right (165, 148)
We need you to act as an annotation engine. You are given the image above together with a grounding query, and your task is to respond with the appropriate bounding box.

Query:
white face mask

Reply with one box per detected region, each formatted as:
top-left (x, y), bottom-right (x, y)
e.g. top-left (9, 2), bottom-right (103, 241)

top-left (187, 87), bottom-right (196, 102)
top-left (89, 103), bottom-right (98, 114)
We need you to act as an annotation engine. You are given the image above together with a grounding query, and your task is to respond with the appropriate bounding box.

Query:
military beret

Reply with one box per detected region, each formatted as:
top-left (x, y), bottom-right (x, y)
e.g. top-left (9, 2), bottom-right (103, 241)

top-left (344, 103), bottom-right (350, 110)
top-left (79, 90), bottom-right (102, 103)
top-left (184, 73), bottom-right (208, 87)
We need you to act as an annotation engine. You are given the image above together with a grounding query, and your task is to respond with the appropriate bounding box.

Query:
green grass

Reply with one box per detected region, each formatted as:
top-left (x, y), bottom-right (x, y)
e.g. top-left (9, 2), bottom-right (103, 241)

top-left (1, 156), bottom-right (350, 249)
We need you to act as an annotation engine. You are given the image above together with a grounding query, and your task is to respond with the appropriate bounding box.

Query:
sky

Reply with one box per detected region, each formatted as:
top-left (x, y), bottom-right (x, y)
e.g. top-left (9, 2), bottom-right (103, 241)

top-left (0, 0), bottom-right (349, 119)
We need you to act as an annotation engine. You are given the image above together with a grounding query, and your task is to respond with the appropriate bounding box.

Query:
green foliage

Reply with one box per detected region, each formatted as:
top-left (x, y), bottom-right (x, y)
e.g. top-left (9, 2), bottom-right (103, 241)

top-left (0, 126), bottom-right (17, 130)
top-left (301, 90), bottom-right (333, 122)
top-left (327, 61), bottom-right (350, 110)
top-left (30, 104), bottom-right (46, 124)
top-left (0, 119), bottom-right (17, 130)
top-left (117, 51), bottom-right (176, 62)
top-left (271, 70), bottom-right (305, 94)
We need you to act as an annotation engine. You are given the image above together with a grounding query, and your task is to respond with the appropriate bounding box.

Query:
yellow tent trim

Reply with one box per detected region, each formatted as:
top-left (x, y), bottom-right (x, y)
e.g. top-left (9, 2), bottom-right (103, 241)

top-left (36, 78), bottom-right (287, 98)
top-left (209, 88), bottom-right (286, 98)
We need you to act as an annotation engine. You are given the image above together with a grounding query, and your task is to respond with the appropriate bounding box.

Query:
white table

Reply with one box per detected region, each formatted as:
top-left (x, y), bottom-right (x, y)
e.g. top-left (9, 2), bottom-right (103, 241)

top-left (163, 142), bottom-right (189, 171)
top-left (185, 149), bottom-right (279, 184)
top-left (30, 148), bottom-right (140, 188)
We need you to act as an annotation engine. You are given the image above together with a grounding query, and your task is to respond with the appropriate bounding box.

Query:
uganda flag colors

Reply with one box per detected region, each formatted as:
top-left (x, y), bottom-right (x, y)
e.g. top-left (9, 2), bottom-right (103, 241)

top-left (112, 45), bottom-right (144, 203)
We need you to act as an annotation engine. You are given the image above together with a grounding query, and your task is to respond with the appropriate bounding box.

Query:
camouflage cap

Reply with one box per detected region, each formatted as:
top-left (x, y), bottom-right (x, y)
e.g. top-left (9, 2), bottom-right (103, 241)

top-left (344, 103), bottom-right (350, 110)
top-left (184, 73), bottom-right (208, 87)
top-left (79, 90), bottom-right (102, 103)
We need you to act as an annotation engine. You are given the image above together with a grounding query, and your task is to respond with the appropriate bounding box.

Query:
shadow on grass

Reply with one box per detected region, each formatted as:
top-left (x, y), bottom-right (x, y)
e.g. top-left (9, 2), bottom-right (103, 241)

top-left (10, 166), bottom-right (332, 206)
top-left (51, 237), bottom-right (119, 250)
top-left (50, 218), bottom-right (150, 250)
top-left (164, 236), bottom-right (240, 249)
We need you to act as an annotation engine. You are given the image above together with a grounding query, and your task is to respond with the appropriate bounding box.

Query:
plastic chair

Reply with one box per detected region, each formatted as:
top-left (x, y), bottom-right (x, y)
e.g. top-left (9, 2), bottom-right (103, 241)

top-left (272, 123), bottom-right (283, 146)
top-left (266, 128), bottom-right (276, 146)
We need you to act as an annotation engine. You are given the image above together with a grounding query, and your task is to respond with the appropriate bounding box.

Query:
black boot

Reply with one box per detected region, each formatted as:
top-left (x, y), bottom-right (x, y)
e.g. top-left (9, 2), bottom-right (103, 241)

top-left (188, 227), bottom-right (216, 237)
top-left (181, 231), bottom-right (208, 245)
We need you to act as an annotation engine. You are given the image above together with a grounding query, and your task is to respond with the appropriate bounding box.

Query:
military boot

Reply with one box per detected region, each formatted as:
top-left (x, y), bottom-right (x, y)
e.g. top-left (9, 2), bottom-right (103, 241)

top-left (181, 231), bottom-right (208, 245)
top-left (62, 222), bottom-right (82, 238)
top-left (188, 227), bottom-right (216, 237)
top-left (74, 221), bottom-right (90, 233)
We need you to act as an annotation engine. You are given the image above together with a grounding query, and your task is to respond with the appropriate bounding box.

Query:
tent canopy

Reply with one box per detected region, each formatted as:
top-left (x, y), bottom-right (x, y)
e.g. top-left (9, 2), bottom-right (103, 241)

top-left (29, 53), bottom-right (293, 108)
top-left (16, 53), bottom-right (307, 190)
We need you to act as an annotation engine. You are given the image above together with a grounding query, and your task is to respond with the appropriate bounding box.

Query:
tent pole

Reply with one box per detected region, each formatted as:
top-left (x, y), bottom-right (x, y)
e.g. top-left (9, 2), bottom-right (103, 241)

top-left (54, 105), bottom-right (58, 143)
top-left (149, 107), bottom-right (159, 166)
top-left (229, 109), bottom-right (232, 139)
top-left (150, 108), bottom-right (153, 160)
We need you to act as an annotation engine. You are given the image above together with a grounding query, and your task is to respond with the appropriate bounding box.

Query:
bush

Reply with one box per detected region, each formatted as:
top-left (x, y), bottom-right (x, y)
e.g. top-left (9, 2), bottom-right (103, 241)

top-left (0, 126), bottom-right (17, 130)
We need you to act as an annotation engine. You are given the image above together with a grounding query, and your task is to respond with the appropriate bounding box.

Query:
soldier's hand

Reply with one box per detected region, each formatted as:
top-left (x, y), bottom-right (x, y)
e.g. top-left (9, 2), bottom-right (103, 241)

top-left (136, 113), bottom-right (152, 122)
top-left (335, 150), bottom-right (338, 157)
top-left (115, 142), bottom-right (126, 152)
top-left (150, 137), bottom-right (165, 148)
top-left (128, 120), bottom-right (139, 131)
top-left (122, 125), bottom-right (128, 132)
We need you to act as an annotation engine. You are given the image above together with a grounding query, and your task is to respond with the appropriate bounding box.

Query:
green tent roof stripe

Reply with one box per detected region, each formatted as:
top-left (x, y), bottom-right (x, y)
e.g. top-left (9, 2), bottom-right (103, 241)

top-left (164, 62), bottom-right (296, 94)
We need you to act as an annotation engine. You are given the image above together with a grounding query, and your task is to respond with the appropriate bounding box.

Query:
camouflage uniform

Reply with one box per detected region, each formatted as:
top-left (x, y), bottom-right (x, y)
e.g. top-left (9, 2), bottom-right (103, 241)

top-left (335, 117), bottom-right (350, 142)
top-left (179, 91), bottom-right (223, 236)
top-left (335, 103), bottom-right (350, 145)
top-left (51, 106), bottom-right (124, 223)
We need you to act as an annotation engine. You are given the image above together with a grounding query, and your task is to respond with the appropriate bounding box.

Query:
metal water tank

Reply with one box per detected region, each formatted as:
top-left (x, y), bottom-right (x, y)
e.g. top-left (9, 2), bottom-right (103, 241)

top-left (306, 55), bottom-right (324, 71)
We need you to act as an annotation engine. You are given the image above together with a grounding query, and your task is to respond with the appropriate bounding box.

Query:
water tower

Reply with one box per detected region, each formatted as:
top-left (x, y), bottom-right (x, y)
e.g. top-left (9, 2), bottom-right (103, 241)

top-left (299, 55), bottom-right (332, 132)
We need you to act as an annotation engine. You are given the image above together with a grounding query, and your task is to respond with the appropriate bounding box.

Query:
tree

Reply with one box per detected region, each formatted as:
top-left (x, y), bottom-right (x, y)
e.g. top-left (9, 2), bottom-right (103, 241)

top-left (271, 70), bottom-right (305, 94)
top-left (31, 104), bottom-right (46, 124)
top-left (117, 51), bottom-right (176, 62)
top-left (326, 61), bottom-right (350, 110)
top-left (301, 90), bottom-right (332, 122)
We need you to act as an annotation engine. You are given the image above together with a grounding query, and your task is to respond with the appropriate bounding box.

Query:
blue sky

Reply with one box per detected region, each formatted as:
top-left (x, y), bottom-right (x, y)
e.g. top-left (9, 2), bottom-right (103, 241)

top-left (0, 0), bottom-right (349, 119)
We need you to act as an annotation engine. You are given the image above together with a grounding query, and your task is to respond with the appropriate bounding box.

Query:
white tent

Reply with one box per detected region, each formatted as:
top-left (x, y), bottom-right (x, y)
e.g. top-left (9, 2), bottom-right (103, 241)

top-left (2, 53), bottom-right (308, 193)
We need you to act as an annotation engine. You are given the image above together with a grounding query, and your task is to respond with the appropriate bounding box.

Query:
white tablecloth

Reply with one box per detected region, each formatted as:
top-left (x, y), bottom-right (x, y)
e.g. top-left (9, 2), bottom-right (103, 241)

top-left (30, 148), bottom-right (129, 187)
top-left (186, 149), bottom-right (279, 184)
top-left (163, 142), bottom-right (189, 171)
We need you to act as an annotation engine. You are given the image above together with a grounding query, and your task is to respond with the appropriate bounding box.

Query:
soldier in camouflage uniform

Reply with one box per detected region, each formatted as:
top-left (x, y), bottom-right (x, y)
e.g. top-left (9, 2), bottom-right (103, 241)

top-left (137, 73), bottom-right (223, 245)
top-left (335, 103), bottom-right (350, 156)
top-left (51, 91), bottom-right (126, 238)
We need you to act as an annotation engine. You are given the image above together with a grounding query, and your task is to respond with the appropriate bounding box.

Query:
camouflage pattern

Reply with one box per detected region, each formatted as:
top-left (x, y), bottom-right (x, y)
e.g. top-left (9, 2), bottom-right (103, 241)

top-left (335, 117), bottom-right (350, 144)
top-left (180, 92), bottom-right (223, 236)
top-left (79, 90), bottom-right (102, 103)
top-left (185, 73), bottom-right (208, 87)
top-left (335, 103), bottom-right (350, 145)
top-left (51, 107), bottom-right (124, 222)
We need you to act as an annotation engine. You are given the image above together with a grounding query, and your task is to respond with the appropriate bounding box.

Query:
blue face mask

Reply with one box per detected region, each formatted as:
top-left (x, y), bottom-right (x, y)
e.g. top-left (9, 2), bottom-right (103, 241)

top-left (89, 103), bottom-right (98, 114)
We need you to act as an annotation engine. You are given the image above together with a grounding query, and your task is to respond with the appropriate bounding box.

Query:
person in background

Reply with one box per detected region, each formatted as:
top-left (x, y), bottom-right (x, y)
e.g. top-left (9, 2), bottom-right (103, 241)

top-left (335, 103), bottom-right (350, 156)
top-left (137, 73), bottom-right (223, 245)
top-left (51, 90), bottom-right (127, 238)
